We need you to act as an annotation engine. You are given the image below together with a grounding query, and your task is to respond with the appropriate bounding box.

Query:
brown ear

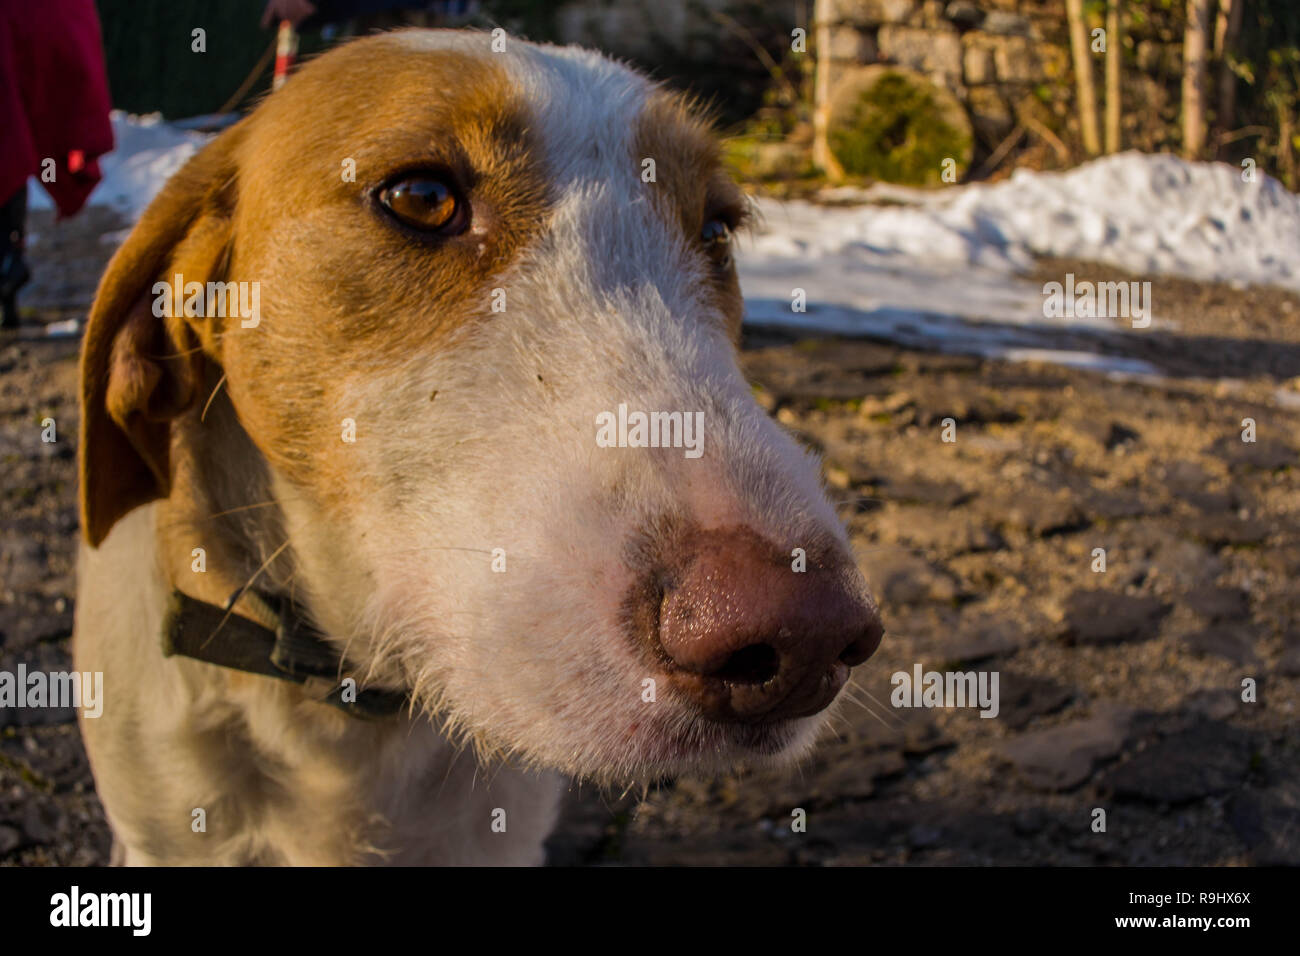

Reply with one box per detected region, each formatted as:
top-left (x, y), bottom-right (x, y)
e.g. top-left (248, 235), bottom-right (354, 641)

top-left (79, 123), bottom-right (245, 547)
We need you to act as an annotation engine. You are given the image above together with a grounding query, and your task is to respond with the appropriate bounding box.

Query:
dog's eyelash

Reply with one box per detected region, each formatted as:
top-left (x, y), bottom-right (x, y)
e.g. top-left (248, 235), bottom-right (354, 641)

top-left (712, 206), bottom-right (744, 231)
top-left (708, 199), bottom-right (754, 236)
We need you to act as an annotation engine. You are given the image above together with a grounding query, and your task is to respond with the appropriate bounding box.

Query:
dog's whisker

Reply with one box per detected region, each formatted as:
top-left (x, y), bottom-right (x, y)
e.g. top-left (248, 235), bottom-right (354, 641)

top-left (381, 545), bottom-right (497, 556)
top-left (851, 545), bottom-right (932, 555)
top-left (845, 684), bottom-right (896, 718)
top-left (829, 493), bottom-right (886, 506)
top-left (205, 500), bottom-right (281, 520)
top-left (858, 688), bottom-right (904, 723)
top-left (199, 538), bottom-right (291, 651)
top-left (840, 688), bottom-right (897, 729)
top-left (200, 372), bottom-right (227, 423)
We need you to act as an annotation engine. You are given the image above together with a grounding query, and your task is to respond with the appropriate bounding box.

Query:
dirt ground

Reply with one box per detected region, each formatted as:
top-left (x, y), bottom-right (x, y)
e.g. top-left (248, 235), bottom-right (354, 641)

top-left (2, 211), bottom-right (1297, 866)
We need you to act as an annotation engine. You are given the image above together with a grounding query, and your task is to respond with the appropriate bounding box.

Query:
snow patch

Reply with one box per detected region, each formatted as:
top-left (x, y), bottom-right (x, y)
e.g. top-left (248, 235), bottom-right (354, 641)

top-left (739, 152), bottom-right (1300, 372)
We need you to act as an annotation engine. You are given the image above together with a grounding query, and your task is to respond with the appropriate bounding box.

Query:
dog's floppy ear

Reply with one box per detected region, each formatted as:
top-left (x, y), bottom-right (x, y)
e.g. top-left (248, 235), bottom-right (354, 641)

top-left (79, 123), bottom-right (245, 547)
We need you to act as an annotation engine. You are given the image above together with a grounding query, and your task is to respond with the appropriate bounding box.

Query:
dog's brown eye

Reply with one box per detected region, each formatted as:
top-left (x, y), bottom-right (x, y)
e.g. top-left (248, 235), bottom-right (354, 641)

top-left (378, 175), bottom-right (461, 232)
top-left (701, 218), bottom-right (730, 247)
top-left (701, 218), bottom-right (733, 270)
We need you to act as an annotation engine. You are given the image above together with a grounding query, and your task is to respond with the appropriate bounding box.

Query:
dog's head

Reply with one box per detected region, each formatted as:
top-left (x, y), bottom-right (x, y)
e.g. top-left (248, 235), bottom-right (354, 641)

top-left (79, 30), bottom-right (882, 782)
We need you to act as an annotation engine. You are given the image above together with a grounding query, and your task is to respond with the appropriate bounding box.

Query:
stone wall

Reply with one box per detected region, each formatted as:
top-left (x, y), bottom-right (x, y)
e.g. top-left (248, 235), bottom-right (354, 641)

top-left (819, 1), bottom-right (1072, 151)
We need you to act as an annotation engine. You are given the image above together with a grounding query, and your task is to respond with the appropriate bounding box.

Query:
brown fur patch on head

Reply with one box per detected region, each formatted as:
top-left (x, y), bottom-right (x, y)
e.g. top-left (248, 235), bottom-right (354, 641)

top-left (191, 35), bottom-right (555, 508)
top-left (80, 33), bottom-right (560, 541)
top-left (633, 88), bottom-right (749, 338)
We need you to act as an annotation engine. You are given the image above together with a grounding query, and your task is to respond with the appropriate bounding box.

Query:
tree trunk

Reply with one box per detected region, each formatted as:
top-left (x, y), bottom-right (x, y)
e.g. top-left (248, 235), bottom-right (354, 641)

top-left (1182, 0), bottom-right (1212, 159)
top-left (812, 0), bottom-right (838, 178)
top-left (1105, 1), bottom-right (1123, 153)
top-left (1067, 0), bottom-right (1101, 156)
top-left (1278, 98), bottom-right (1297, 190)
top-left (1213, 0), bottom-right (1245, 141)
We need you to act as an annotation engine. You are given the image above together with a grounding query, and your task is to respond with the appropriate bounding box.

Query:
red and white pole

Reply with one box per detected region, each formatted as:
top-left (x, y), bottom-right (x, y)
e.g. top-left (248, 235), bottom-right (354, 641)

top-left (273, 20), bottom-right (298, 91)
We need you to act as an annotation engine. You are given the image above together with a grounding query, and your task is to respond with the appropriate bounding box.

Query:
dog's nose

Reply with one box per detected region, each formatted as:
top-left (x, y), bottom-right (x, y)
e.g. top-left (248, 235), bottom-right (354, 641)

top-left (655, 527), bottom-right (883, 722)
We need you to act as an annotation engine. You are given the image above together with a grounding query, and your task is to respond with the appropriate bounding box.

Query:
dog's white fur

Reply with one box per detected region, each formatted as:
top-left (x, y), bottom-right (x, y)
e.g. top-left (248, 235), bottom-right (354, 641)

top-left (75, 31), bottom-right (862, 865)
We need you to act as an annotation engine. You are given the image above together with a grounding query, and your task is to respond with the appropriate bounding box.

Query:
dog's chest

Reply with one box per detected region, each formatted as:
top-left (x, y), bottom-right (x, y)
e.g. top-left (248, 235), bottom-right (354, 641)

top-left (76, 507), bottom-right (565, 865)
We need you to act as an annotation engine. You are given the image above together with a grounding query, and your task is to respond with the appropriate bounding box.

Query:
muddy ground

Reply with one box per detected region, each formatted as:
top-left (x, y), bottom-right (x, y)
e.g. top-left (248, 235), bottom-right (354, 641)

top-left (2, 210), bottom-right (1297, 866)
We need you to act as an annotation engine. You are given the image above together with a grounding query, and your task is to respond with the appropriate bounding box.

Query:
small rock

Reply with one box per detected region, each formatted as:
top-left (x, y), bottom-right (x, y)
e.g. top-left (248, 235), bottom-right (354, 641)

top-left (996, 673), bottom-right (1074, 730)
top-left (1083, 487), bottom-right (1148, 520)
top-left (0, 534), bottom-right (48, 591)
top-left (1227, 785), bottom-right (1300, 865)
top-left (1143, 539), bottom-right (1224, 591)
top-left (1101, 723), bottom-right (1255, 804)
top-left (1188, 514), bottom-right (1269, 548)
top-left (901, 721), bottom-right (953, 756)
top-left (1205, 435), bottom-right (1297, 472)
top-left (20, 801), bottom-right (57, 845)
top-left (987, 488), bottom-right (1087, 537)
top-left (0, 596), bottom-right (74, 652)
top-left (856, 547), bottom-right (961, 606)
top-left (1181, 625), bottom-right (1259, 666)
top-left (997, 704), bottom-right (1134, 791)
top-left (1063, 590), bottom-right (1168, 645)
top-left (1159, 459), bottom-right (1211, 494)
top-left (0, 824), bottom-right (21, 857)
top-left (873, 507), bottom-right (1001, 555)
top-left (1105, 423), bottom-right (1141, 451)
top-left (1012, 808), bottom-right (1049, 836)
top-left (1184, 586), bottom-right (1249, 621)
top-left (879, 477), bottom-right (972, 507)
top-left (932, 624), bottom-right (1023, 665)
top-left (963, 42), bottom-right (997, 85)
top-left (838, 0), bottom-right (918, 29)
top-left (907, 823), bottom-right (943, 848)
top-left (1183, 488), bottom-right (1236, 513)
top-left (981, 10), bottom-right (1032, 36)
top-left (805, 748), bottom-right (908, 806)
top-left (1278, 633), bottom-right (1300, 677)
top-left (943, 1), bottom-right (983, 29)
top-left (1181, 689), bottom-right (1241, 721)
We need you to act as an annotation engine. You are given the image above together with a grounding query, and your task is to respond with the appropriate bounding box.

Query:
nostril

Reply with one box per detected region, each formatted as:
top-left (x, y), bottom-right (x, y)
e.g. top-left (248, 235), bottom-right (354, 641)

top-left (713, 643), bottom-right (780, 685)
top-left (839, 628), bottom-right (882, 667)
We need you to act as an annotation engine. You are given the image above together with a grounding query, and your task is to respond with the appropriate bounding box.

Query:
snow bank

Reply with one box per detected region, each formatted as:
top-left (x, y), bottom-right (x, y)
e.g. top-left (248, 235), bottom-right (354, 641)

top-left (740, 152), bottom-right (1300, 372)
top-left (755, 151), bottom-right (1300, 290)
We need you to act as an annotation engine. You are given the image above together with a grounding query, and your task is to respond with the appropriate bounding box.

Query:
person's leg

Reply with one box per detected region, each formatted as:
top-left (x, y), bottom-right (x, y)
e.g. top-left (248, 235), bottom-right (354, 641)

top-left (0, 184), bottom-right (30, 330)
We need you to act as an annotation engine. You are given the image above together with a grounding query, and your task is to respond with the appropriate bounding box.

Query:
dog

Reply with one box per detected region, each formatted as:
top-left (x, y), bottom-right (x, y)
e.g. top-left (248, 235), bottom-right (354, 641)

top-left (73, 29), bottom-right (884, 865)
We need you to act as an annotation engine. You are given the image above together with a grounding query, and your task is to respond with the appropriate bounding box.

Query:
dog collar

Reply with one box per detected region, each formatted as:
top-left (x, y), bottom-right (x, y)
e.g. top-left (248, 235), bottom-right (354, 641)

top-left (160, 588), bottom-right (409, 720)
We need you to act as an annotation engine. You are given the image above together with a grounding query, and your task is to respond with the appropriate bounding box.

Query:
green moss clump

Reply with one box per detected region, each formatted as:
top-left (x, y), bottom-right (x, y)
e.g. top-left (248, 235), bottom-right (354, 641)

top-left (829, 72), bottom-right (972, 186)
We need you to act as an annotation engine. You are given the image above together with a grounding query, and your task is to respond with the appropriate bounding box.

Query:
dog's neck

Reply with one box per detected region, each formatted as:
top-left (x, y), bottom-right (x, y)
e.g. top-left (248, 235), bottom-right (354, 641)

top-left (155, 362), bottom-right (296, 615)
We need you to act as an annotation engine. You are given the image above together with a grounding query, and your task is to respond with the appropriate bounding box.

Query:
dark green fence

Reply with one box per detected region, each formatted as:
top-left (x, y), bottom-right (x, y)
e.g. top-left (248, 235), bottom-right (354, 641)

top-left (96, 0), bottom-right (327, 119)
top-left (93, 0), bottom-right (776, 127)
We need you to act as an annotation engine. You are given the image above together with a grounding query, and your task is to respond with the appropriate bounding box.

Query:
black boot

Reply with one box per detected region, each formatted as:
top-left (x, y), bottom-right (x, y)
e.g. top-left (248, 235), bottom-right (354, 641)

top-left (0, 186), bottom-right (30, 330)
